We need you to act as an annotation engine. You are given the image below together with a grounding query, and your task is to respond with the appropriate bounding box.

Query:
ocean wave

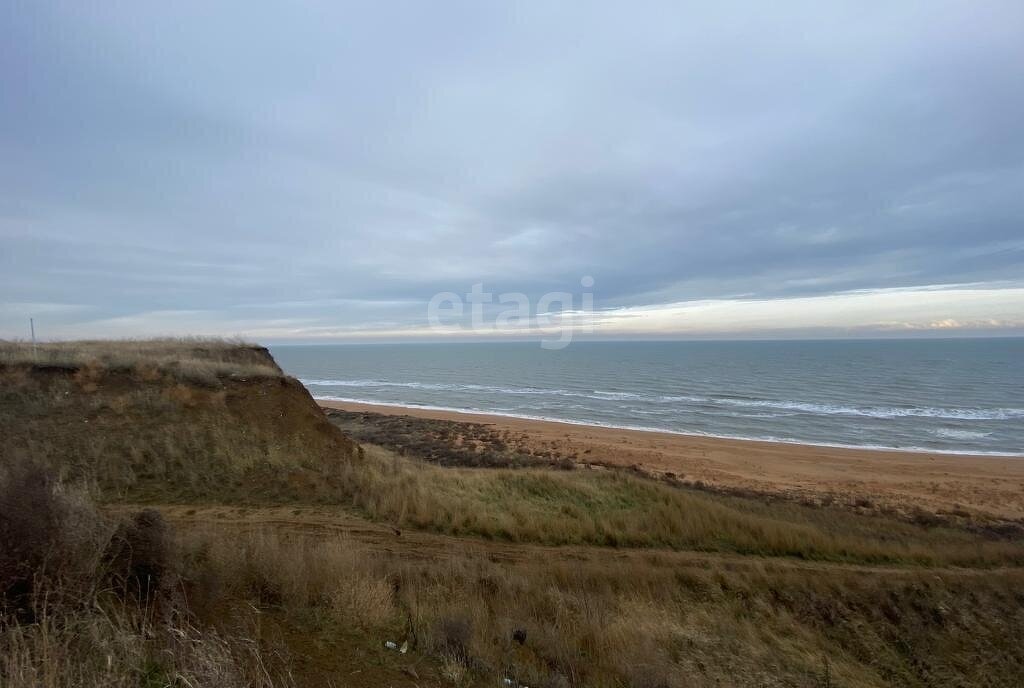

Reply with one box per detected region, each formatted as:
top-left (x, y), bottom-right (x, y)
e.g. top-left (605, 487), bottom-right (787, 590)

top-left (932, 428), bottom-right (993, 440)
top-left (589, 390), bottom-right (648, 401)
top-left (712, 397), bottom-right (1024, 421)
top-left (658, 394), bottom-right (712, 403)
top-left (300, 378), bottom-right (1023, 422)
top-left (302, 378), bottom-right (665, 402)
top-left (301, 378), bottom-right (565, 396)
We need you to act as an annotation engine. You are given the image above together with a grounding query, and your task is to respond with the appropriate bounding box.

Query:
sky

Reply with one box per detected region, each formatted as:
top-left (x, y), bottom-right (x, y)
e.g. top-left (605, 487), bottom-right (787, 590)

top-left (2, 1), bottom-right (1023, 342)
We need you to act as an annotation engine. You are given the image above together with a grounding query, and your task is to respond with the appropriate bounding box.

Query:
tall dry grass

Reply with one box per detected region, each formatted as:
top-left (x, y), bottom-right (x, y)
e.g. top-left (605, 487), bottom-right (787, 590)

top-left (179, 529), bottom-right (398, 630)
top-left (0, 358), bottom-right (356, 496)
top-left (8, 466), bottom-right (1021, 686)
top-left (1, 606), bottom-right (293, 688)
top-left (0, 338), bottom-right (281, 386)
top-left (0, 461), bottom-right (294, 688)
top-left (338, 445), bottom-right (1024, 567)
top-left (176, 525), bottom-right (1024, 688)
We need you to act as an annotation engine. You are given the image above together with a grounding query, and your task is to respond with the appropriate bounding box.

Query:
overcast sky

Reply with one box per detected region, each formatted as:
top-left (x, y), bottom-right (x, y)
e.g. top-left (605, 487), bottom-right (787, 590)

top-left (2, 2), bottom-right (1023, 342)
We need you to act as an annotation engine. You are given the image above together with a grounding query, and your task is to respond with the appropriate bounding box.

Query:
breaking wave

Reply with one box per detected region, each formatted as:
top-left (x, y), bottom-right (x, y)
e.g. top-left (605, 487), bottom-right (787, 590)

top-left (300, 378), bottom-right (1023, 422)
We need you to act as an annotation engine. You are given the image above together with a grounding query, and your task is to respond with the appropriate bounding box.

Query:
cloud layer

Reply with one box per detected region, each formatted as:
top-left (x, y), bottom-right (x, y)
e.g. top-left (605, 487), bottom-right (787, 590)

top-left (2, 2), bottom-right (1022, 340)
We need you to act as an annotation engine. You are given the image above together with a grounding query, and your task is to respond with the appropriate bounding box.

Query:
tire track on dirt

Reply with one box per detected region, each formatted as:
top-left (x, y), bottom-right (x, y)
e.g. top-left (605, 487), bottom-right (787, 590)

top-left (108, 503), bottom-right (1024, 577)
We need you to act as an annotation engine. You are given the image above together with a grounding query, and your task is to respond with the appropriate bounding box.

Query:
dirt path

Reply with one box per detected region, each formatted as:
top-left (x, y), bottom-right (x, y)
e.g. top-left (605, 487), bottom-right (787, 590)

top-left (110, 503), bottom-right (1023, 578)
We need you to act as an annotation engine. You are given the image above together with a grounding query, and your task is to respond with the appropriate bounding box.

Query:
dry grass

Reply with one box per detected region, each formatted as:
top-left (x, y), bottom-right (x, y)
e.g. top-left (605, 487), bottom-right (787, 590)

top-left (0, 338), bottom-right (282, 385)
top-left (339, 445), bottom-right (1024, 567)
top-left (9, 476), bottom-right (1022, 688)
top-left (0, 357), bottom-right (357, 495)
top-left (176, 525), bottom-right (1024, 688)
top-left (326, 408), bottom-right (575, 468)
top-left (1, 606), bottom-right (293, 688)
top-left (179, 529), bottom-right (398, 630)
top-left (3, 342), bottom-right (1024, 685)
top-left (0, 461), bottom-right (294, 688)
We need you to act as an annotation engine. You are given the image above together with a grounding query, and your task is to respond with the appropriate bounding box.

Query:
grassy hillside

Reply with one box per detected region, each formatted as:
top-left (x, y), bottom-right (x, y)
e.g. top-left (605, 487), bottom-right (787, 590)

top-left (179, 526), bottom-right (1024, 688)
top-left (343, 445), bottom-right (1024, 567)
top-left (0, 339), bottom-right (359, 499)
top-left (3, 339), bottom-right (1024, 687)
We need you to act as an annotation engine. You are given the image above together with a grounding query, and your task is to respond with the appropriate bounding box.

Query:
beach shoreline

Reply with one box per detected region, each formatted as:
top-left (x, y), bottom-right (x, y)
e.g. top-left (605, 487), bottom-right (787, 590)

top-left (318, 398), bottom-right (1024, 520)
top-left (313, 395), bottom-right (1023, 458)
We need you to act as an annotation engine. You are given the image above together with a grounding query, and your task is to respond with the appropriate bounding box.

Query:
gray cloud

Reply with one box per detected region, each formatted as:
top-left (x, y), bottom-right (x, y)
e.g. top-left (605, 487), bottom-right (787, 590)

top-left (2, 2), bottom-right (1022, 339)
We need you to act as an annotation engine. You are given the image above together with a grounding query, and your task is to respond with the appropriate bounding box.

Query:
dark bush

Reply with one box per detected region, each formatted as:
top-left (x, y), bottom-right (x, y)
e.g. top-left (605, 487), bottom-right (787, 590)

top-left (435, 614), bottom-right (473, 662)
top-left (105, 508), bottom-right (171, 600)
top-left (910, 507), bottom-right (944, 528)
top-left (0, 460), bottom-right (68, 613)
top-left (326, 409), bottom-right (569, 469)
top-left (1, 458), bottom-right (171, 616)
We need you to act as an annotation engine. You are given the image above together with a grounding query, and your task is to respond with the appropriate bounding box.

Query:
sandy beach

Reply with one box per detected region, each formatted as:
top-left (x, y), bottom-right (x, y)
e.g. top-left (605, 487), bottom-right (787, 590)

top-left (319, 399), bottom-right (1024, 521)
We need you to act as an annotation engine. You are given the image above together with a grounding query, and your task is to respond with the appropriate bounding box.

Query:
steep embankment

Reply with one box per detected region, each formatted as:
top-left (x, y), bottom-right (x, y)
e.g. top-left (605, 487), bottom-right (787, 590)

top-left (0, 343), bottom-right (359, 502)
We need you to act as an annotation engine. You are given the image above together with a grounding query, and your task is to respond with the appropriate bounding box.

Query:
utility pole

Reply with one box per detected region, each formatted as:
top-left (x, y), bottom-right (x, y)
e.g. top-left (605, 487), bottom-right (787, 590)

top-left (30, 317), bottom-right (37, 361)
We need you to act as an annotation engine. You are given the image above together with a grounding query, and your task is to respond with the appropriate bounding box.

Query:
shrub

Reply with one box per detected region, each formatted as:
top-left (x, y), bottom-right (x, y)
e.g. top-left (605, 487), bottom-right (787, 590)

top-left (434, 614), bottom-right (473, 663)
top-left (0, 460), bottom-right (110, 615)
top-left (0, 463), bottom-right (295, 687)
top-left (104, 508), bottom-right (171, 601)
top-left (0, 460), bottom-right (63, 610)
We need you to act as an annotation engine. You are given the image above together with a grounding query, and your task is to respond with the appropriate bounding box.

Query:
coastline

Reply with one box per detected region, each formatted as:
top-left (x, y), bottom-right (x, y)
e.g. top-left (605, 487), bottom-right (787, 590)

top-left (312, 395), bottom-right (1023, 458)
top-left (318, 398), bottom-right (1024, 520)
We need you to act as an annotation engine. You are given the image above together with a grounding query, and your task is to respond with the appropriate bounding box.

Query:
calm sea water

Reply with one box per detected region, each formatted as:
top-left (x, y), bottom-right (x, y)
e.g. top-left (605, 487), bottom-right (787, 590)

top-left (271, 339), bottom-right (1024, 455)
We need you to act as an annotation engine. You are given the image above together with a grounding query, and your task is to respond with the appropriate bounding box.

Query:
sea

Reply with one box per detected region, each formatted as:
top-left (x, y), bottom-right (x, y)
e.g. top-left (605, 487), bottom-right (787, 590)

top-left (271, 339), bottom-right (1024, 456)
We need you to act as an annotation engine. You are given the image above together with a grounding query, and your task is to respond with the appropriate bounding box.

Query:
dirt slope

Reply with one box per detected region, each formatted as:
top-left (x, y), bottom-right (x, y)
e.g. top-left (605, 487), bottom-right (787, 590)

top-left (0, 346), bottom-right (359, 500)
